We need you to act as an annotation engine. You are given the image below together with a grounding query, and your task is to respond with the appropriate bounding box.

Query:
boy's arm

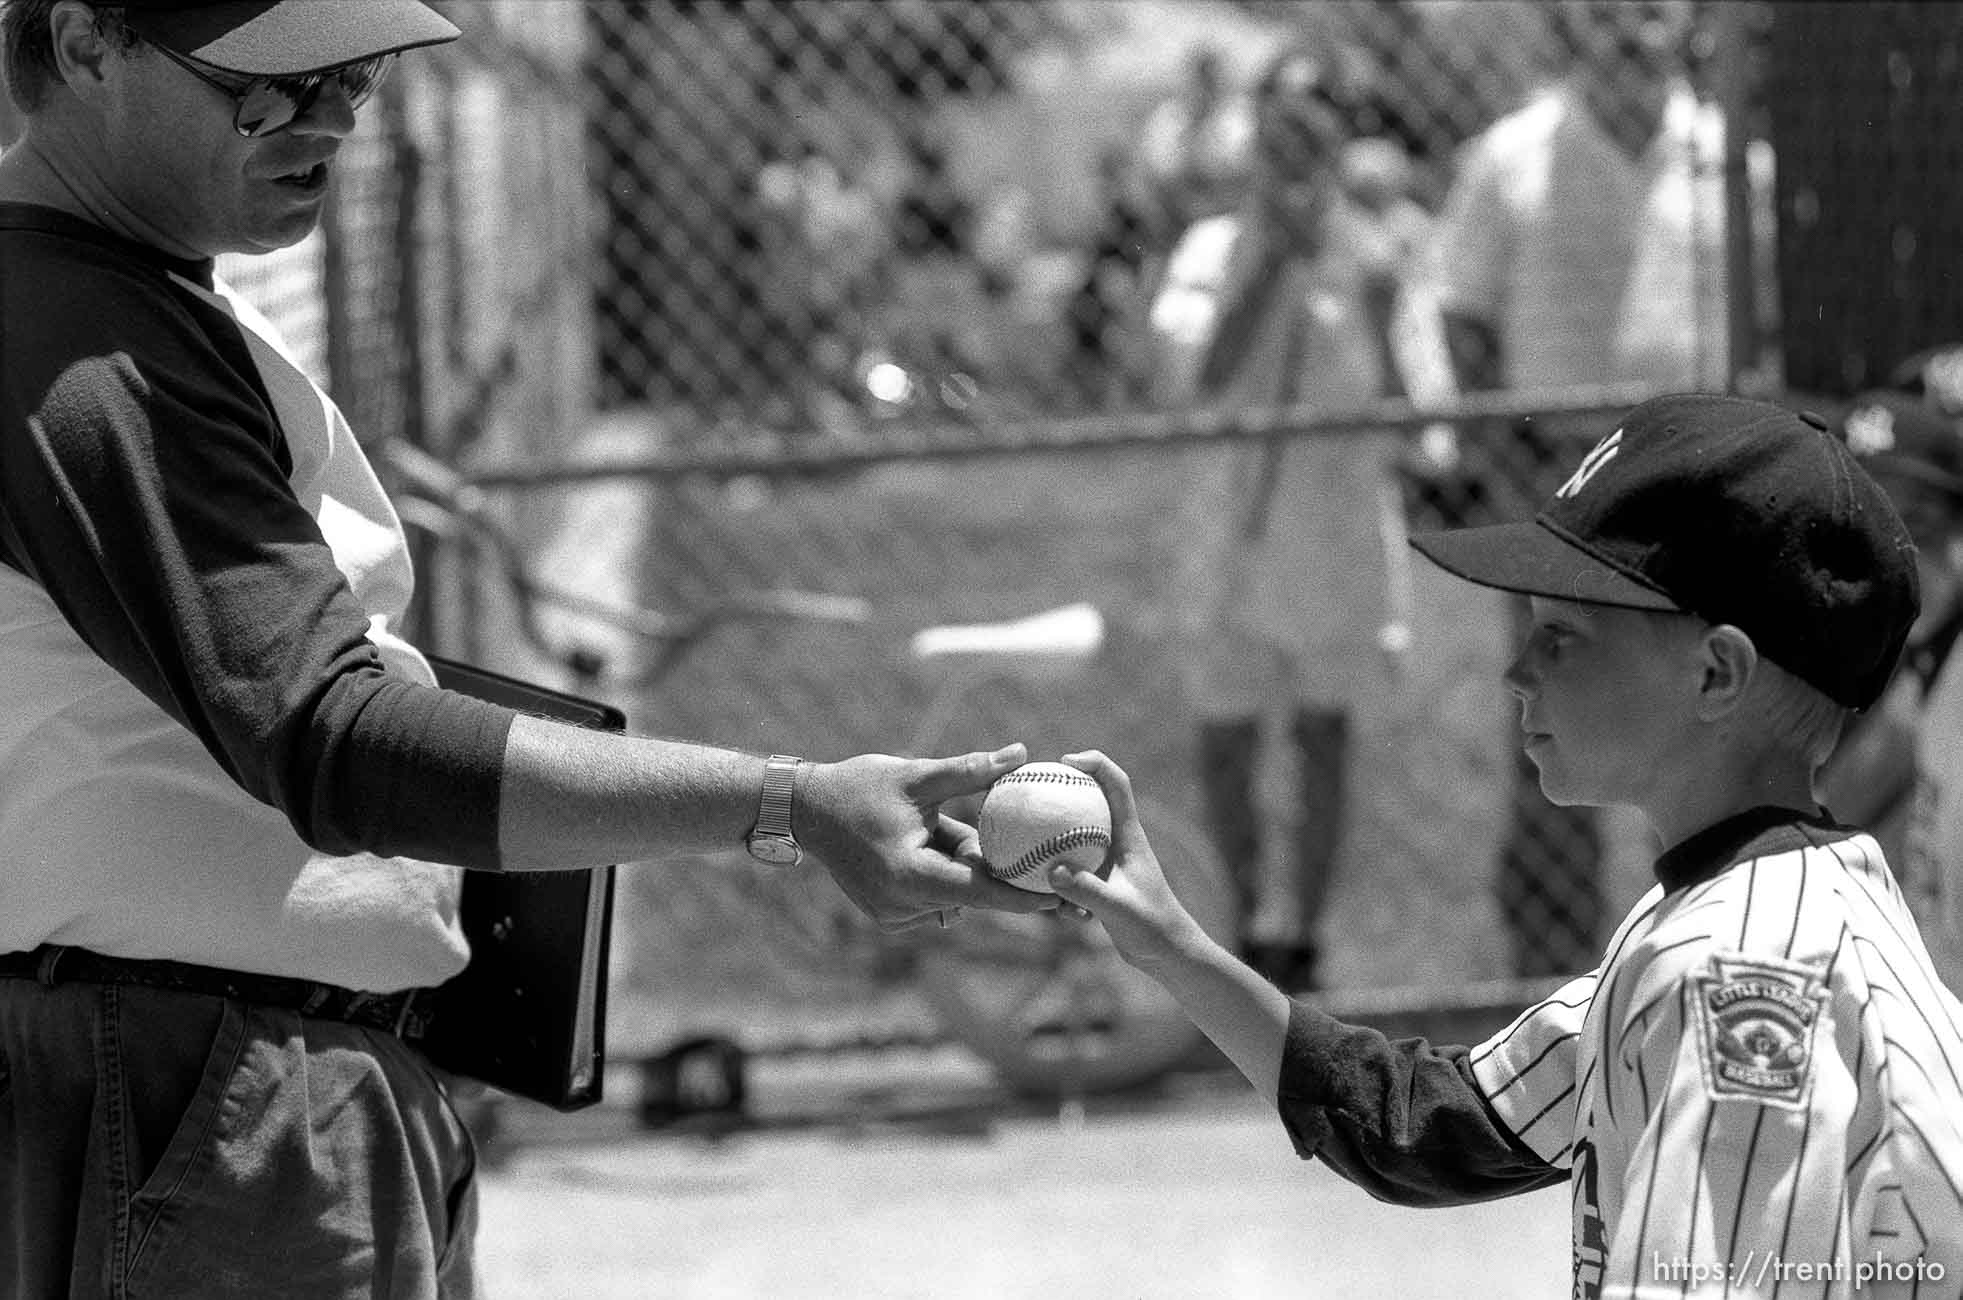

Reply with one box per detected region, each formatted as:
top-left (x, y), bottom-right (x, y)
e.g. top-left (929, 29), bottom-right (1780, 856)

top-left (1279, 998), bottom-right (1570, 1207)
top-left (1049, 751), bottom-right (1566, 1207)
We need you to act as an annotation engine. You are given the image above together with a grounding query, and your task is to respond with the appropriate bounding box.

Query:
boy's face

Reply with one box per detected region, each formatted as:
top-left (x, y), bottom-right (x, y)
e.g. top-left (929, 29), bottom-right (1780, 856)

top-left (1505, 597), bottom-right (1702, 809)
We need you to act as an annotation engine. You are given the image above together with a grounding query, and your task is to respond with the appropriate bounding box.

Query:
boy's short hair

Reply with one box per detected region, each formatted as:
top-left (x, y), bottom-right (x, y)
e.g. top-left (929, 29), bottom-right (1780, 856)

top-left (1749, 660), bottom-right (1848, 770)
top-left (1412, 394), bottom-right (1920, 711)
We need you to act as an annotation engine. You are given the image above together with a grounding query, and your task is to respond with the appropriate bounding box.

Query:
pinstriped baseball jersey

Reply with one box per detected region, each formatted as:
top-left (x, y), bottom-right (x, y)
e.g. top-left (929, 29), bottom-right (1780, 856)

top-left (1471, 809), bottom-right (1963, 1298)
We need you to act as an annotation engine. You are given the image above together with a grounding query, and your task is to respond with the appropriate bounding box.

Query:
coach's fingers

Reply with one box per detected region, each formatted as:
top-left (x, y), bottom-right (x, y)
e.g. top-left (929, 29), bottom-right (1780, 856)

top-left (928, 811), bottom-right (989, 871)
top-left (1046, 859), bottom-right (1113, 913)
top-left (917, 820), bottom-right (1056, 914)
top-left (909, 743), bottom-right (1028, 805)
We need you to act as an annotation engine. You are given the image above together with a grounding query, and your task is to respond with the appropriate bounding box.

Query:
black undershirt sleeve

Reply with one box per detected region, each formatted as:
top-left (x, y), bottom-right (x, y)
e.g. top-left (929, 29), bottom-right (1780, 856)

top-left (1275, 999), bottom-right (1569, 1206)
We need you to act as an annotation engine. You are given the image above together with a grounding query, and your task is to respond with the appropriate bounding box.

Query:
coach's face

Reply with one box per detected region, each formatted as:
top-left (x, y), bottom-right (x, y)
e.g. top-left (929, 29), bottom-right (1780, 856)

top-left (76, 17), bottom-right (358, 257)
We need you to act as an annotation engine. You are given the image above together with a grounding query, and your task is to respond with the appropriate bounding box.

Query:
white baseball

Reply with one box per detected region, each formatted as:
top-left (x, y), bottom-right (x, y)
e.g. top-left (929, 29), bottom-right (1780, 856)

top-left (977, 761), bottom-right (1113, 894)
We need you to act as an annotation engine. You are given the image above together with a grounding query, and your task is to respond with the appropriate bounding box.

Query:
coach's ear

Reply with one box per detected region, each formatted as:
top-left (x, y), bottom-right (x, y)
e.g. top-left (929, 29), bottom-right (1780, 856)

top-left (1693, 623), bottom-right (1759, 720)
top-left (49, 0), bottom-right (120, 99)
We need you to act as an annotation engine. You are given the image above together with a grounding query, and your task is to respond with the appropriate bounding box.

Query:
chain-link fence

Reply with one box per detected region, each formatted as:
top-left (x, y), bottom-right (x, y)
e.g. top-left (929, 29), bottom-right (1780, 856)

top-left (175, 2), bottom-right (1962, 1062)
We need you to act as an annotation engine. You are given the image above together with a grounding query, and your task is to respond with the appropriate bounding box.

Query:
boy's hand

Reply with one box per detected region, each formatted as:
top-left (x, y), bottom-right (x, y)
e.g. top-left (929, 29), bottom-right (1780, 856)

top-left (1044, 749), bottom-right (1211, 971)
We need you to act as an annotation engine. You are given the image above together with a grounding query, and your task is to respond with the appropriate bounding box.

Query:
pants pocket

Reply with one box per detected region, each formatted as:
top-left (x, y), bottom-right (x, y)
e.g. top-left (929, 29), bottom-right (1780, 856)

top-left (123, 1010), bottom-right (465, 1299)
top-left (112, 985), bottom-right (234, 1200)
top-left (116, 991), bottom-right (249, 1265)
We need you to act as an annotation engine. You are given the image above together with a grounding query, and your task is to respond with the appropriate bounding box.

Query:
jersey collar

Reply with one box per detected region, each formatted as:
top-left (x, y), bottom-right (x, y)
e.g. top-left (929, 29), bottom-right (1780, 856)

top-left (1653, 804), bottom-right (1850, 894)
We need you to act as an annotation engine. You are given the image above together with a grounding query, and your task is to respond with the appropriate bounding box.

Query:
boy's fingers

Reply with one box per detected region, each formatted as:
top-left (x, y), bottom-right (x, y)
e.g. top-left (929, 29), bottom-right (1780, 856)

top-left (1061, 749), bottom-right (1142, 844)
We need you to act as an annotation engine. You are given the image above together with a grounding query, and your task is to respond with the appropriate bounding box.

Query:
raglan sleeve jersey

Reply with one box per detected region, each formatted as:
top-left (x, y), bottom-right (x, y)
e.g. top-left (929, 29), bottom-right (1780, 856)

top-left (0, 205), bottom-right (513, 869)
top-left (1474, 810), bottom-right (1963, 1299)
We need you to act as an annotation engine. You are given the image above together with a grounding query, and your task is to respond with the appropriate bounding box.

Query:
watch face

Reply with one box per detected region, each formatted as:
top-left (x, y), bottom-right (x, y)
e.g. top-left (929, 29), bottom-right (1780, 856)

top-left (748, 835), bottom-right (802, 866)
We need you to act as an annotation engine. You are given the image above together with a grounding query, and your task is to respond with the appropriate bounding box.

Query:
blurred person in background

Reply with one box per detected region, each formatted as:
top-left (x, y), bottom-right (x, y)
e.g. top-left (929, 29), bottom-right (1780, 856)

top-left (1137, 42), bottom-right (1255, 250)
top-left (1140, 43), bottom-right (1414, 992)
top-left (753, 134), bottom-right (893, 434)
top-left (1062, 140), bottom-right (1158, 408)
top-left (0, 1), bottom-right (1052, 1293)
top-left (1339, 135), bottom-right (1437, 407)
top-left (1424, 0), bottom-right (1727, 978)
top-left (865, 124), bottom-right (997, 419)
top-left (1820, 353), bottom-right (1963, 995)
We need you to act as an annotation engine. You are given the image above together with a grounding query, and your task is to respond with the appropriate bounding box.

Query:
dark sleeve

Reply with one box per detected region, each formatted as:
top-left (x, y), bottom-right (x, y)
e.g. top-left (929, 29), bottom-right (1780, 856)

top-left (1275, 999), bottom-right (1568, 1206)
top-left (0, 262), bottom-right (512, 868)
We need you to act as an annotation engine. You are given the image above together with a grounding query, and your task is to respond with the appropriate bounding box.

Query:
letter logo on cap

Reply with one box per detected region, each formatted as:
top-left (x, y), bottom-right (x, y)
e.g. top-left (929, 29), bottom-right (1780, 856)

top-left (1557, 429), bottom-right (1622, 499)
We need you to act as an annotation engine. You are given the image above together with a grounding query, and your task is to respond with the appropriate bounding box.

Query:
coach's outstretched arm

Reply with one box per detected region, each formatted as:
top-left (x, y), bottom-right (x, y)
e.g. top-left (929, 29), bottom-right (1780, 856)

top-left (498, 719), bottom-right (1055, 928)
top-left (1050, 751), bottom-right (1564, 1206)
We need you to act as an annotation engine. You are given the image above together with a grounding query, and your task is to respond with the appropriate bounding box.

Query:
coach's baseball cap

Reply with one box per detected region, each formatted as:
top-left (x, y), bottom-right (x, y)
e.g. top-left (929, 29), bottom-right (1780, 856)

top-left (120, 1), bottom-right (459, 77)
top-left (1410, 393), bottom-right (1920, 710)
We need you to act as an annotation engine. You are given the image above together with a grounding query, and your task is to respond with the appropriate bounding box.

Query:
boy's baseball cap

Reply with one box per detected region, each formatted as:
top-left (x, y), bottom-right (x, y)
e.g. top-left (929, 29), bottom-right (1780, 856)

top-left (120, 1), bottom-right (459, 77)
top-left (1411, 393), bottom-right (1920, 711)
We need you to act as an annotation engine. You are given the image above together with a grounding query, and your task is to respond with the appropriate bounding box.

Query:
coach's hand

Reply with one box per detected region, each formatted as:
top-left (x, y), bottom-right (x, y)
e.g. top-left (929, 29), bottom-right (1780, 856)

top-left (796, 744), bottom-right (1056, 930)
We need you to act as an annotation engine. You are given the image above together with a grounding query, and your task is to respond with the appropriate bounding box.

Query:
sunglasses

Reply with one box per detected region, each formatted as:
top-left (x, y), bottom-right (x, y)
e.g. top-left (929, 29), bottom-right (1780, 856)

top-left (149, 43), bottom-right (395, 138)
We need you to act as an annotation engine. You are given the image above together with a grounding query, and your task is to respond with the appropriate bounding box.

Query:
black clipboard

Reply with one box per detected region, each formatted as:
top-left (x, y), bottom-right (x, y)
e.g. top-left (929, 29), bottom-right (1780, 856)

top-left (419, 656), bottom-right (623, 1111)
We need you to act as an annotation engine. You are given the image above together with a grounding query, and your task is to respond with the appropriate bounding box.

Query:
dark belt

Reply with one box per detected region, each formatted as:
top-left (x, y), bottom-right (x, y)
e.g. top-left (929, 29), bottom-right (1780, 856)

top-left (0, 945), bottom-right (437, 1040)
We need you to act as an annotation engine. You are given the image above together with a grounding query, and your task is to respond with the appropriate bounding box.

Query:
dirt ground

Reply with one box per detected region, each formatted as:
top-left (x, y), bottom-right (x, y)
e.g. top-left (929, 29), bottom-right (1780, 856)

top-left (473, 1059), bottom-right (1572, 1300)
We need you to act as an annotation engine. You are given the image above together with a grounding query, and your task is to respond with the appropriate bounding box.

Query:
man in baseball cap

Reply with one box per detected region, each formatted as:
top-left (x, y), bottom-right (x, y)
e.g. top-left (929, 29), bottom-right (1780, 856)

top-left (1, 4), bottom-right (1060, 1293)
top-left (0, 0), bottom-right (458, 255)
top-left (0, 1), bottom-right (479, 1291)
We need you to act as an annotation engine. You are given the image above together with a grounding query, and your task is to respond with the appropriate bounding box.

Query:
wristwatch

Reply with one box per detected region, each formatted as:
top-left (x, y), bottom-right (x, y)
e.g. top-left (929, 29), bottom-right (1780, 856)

top-left (745, 754), bottom-right (804, 866)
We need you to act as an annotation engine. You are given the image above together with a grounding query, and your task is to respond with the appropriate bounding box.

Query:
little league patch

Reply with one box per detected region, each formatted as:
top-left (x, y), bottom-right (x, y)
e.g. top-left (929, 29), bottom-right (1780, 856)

top-left (1691, 954), bottom-right (1828, 1107)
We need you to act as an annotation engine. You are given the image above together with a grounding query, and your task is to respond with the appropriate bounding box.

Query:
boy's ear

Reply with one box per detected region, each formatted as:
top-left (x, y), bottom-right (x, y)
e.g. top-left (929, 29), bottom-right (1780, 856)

top-left (1694, 623), bottom-right (1758, 719)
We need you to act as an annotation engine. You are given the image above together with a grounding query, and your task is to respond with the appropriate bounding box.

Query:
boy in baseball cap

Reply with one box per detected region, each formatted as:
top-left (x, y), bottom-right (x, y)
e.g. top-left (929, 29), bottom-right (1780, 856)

top-left (1048, 394), bottom-right (1963, 1293)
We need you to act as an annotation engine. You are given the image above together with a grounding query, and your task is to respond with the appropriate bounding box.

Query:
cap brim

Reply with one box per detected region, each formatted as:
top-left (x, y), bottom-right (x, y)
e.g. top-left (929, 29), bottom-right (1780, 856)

top-left (1411, 518), bottom-right (1682, 611)
top-left (127, 1), bottom-right (460, 76)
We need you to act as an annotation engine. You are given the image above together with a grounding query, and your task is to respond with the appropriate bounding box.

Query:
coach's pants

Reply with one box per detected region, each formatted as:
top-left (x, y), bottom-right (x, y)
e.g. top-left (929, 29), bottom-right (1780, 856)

top-left (0, 979), bottom-right (479, 1298)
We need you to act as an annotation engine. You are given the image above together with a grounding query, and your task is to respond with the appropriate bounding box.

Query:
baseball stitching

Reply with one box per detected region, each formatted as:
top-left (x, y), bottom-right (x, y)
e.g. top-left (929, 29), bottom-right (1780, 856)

top-left (994, 767), bottom-right (1098, 789)
top-left (1003, 825), bottom-right (1113, 881)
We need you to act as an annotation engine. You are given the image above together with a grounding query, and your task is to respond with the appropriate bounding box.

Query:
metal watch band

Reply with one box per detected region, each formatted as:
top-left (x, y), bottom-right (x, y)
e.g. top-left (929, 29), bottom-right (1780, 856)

top-left (753, 753), bottom-right (801, 838)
